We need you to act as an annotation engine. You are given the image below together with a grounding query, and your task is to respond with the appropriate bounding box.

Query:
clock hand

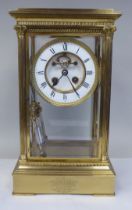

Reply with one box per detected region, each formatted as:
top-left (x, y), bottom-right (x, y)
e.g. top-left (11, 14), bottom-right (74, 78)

top-left (52, 68), bottom-right (69, 87)
top-left (51, 69), bottom-right (80, 98)
top-left (52, 74), bottom-right (63, 87)
top-left (66, 75), bottom-right (80, 98)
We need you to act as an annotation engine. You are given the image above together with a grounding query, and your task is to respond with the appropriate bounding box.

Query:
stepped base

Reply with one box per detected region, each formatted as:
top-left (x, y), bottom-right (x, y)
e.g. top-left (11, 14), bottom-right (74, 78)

top-left (13, 159), bottom-right (115, 195)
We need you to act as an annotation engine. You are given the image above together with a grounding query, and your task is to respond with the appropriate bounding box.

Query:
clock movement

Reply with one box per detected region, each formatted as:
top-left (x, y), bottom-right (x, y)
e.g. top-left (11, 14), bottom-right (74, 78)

top-left (10, 8), bottom-right (121, 195)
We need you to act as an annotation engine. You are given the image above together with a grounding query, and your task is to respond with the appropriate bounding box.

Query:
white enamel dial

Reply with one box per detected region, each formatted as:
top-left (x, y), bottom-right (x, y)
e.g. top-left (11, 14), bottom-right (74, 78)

top-left (32, 39), bottom-right (98, 106)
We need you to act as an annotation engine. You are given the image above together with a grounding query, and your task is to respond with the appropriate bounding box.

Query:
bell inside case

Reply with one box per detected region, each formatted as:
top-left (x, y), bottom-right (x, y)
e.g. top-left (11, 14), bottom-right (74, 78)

top-left (28, 35), bottom-right (101, 159)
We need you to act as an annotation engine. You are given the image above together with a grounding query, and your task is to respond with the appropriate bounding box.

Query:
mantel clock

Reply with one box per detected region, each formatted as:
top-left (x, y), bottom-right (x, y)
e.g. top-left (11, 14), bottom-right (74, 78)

top-left (10, 8), bottom-right (121, 195)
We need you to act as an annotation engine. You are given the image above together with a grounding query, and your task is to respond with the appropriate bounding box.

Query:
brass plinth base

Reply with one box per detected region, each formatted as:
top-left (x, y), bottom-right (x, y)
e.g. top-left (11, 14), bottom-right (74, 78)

top-left (13, 159), bottom-right (115, 195)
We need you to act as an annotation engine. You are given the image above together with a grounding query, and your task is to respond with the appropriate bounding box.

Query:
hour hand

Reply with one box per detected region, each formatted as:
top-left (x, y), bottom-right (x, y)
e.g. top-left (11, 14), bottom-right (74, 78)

top-left (51, 74), bottom-right (63, 87)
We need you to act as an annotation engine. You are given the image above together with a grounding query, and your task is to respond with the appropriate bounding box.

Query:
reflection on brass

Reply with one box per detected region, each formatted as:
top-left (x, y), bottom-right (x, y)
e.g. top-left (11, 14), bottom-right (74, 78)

top-left (10, 8), bottom-right (121, 195)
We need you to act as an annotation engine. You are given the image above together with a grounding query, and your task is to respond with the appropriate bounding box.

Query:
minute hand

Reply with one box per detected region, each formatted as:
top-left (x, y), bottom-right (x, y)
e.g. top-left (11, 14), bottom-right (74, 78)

top-left (66, 75), bottom-right (80, 98)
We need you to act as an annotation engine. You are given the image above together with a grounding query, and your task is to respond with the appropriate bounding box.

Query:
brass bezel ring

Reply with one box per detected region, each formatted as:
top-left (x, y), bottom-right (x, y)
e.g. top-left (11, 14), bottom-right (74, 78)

top-left (32, 37), bottom-right (99, 107)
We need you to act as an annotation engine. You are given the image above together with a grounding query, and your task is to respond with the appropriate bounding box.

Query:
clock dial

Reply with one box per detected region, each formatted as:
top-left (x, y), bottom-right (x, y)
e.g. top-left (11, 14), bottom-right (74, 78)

top-left (45, 52), bottom-right (85, 93)
top-left (32, 38), bottom-right (99, 106)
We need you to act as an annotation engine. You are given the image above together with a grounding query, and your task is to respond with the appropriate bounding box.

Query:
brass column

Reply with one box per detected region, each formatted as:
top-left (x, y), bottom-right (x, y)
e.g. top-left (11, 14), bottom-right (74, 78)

top-left (15, 25), bottom-right (27, 160)
top-left (100, 27), bottom-right (115, 160)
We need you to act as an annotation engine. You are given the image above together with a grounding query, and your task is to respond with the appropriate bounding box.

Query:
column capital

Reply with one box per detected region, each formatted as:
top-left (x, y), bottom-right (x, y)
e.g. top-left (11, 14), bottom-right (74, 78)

top-left (15, 25), bottom-right (27, 38)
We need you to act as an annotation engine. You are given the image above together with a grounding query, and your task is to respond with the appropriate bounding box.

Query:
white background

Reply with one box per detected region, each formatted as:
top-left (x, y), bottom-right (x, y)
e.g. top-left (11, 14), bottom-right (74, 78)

top-left (0, 0), bottom-right (132, 158)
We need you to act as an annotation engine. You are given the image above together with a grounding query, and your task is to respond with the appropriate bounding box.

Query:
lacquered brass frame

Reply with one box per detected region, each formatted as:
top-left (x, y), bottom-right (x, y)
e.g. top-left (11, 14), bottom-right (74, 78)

top-left (10, 8), bottom-right (121, 195)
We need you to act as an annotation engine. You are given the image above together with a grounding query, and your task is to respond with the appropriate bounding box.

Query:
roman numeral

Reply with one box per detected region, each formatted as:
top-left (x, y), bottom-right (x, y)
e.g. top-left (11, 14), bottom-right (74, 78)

top-left (63, 94), bottom-right (67, 101)
top-left (37, 71), bottom-right (44, 75)
top-left (84, 58), bottom-right (89, 63)
top-left (50, 90), bottom-right (55, 97)
top-left (86, 70), bottom-right (93, 75)
top-left (63, 42), bottom-right (67, 51)
top-left (41, 82), bottom-right (47, 88)
top-left (76, 48), bottom-right (80, 54)
top-left (83, 82), bottom-right (89, 88)
top-left (40, 58), bottom-right (47, 61)
top-left (50, 48), bottom-right (55, 54)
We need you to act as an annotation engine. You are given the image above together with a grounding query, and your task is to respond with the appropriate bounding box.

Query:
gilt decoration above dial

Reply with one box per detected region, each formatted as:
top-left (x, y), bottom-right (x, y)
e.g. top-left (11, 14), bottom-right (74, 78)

top-left (32, 38), bottom-right (99, 106)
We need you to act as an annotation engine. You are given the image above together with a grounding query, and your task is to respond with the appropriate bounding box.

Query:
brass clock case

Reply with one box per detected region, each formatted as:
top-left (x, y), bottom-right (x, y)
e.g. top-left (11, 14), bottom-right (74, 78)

top-left (10, 8), bottom-right (121, 195)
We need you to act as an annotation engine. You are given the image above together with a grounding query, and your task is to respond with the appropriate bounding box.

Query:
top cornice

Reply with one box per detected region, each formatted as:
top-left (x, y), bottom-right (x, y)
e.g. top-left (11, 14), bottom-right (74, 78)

top-left (9, 8), bottom-right (121, 21)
